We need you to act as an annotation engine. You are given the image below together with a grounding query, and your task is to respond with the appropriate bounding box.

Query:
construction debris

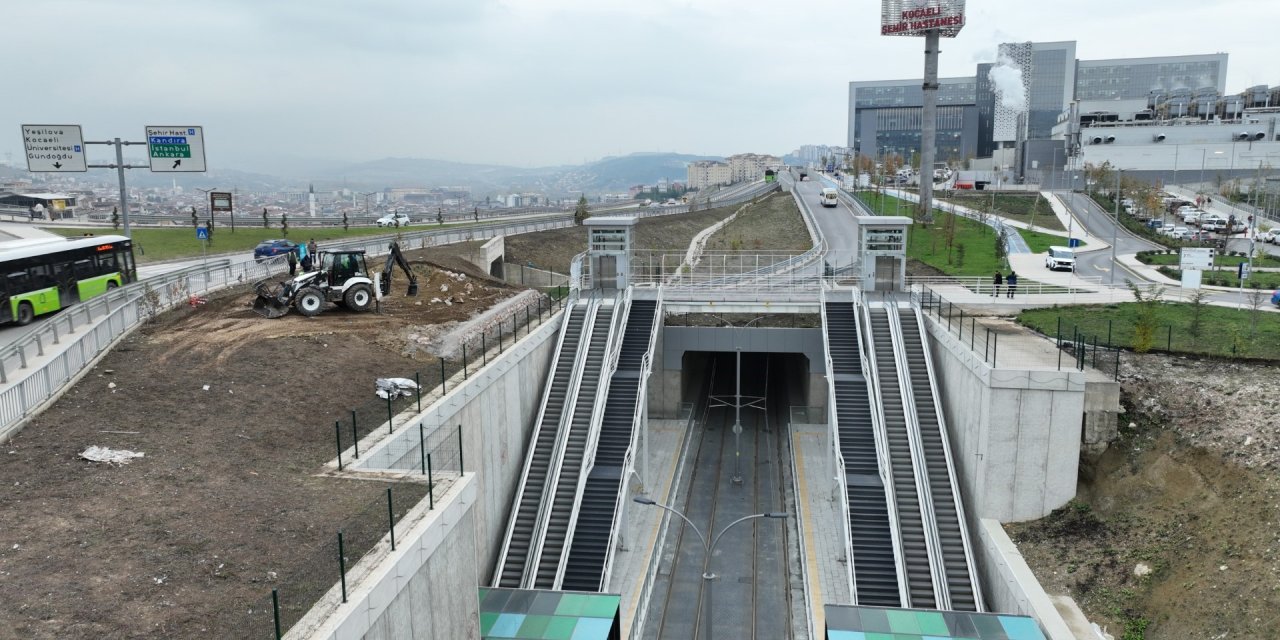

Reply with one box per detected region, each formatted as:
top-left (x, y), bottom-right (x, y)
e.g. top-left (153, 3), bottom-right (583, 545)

top-left (80, 446), bottom-right (145, 465)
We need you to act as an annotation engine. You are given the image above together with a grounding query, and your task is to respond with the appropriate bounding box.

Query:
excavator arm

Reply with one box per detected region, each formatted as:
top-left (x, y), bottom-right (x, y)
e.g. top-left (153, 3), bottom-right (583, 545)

top-left (381, 242), bottom-right (420, 297)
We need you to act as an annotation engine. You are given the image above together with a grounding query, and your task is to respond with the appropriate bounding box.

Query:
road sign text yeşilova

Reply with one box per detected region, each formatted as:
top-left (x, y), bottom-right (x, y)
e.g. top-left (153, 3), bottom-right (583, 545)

top-left (20, 124), bottom-right (87, 172)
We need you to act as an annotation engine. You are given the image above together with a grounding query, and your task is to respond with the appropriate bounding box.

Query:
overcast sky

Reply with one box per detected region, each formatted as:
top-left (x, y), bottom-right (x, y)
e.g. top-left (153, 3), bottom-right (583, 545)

top-left (3, 0), bottom-right (1277, 172)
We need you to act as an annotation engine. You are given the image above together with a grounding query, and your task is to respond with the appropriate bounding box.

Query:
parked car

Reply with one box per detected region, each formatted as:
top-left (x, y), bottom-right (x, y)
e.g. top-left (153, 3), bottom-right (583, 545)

top-left (1187, 230), bottom-right (1216, 243)
top-left (1260, 228), bottom-right (1280, 244)
top-left (253, 239), bottom-right (297, 261)
top-left (376, 213), bottom-right (411, 227)
top-left (1168, 226), bottom-right (1191, 240)
top-left (1147, 220), bottom-right (1166, 231)
top-left (1182, 211), bottom-right (1203, 225)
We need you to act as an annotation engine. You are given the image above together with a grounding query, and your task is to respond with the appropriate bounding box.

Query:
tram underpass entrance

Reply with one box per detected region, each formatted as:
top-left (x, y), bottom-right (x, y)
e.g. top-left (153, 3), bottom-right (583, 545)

top-left (644, 351), bottom-right (808, 639)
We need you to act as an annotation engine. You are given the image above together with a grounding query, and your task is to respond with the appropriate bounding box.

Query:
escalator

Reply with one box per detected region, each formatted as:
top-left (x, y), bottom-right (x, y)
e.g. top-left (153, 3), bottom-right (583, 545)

top-left (897, 308), bottom-right (981, 611)
top-left (531, 304), bottom-right (616, 588)
top-left (867, 307), bottom-right (937, 609)
top-left (493, 302), bottom-right (592, 588)
top-left (560, 298), bottom-right (659, 592)
top-left (824, 302), bottom-right (902, 607)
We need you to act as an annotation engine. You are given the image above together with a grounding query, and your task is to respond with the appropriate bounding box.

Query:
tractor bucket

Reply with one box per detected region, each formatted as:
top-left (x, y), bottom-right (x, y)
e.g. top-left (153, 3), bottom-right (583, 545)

top-left (407, 281), bottom-right (419, 296)
top-left (252, 280), bottom-right (291, 319)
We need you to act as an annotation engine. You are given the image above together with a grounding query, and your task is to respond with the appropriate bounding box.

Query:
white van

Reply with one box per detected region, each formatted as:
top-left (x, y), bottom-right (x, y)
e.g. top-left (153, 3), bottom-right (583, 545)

top-left (819, 188), bottom-right (839, 208)
top-left (1045, 246), bottom-right (1076, 272)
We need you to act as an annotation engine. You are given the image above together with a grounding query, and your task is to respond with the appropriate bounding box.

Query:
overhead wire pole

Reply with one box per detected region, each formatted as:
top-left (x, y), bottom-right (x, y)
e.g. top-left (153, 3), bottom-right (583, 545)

top-left (86, 138), bottom-right (149, 238)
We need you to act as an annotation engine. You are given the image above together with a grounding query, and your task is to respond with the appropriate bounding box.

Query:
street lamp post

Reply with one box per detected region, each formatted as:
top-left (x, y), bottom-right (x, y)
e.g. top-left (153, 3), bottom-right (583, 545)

top-left (1111, 169), bottom-right (1121, 285)
top-left (633, 496), bottom-right (787, 640)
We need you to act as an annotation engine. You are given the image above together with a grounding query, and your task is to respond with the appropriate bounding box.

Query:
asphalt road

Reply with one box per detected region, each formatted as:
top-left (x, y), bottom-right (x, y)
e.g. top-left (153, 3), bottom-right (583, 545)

top-left (791, 178), bottom-right (861, 269)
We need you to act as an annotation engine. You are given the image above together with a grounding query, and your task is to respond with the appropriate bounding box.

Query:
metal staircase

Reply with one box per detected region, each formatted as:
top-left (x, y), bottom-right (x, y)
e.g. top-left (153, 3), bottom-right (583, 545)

top-left (559, 297), bottom-right (661, 592)
top-left (896, 307), bottom-right (983, 611)
top-left (866, 306), bottom-right (937, 608)
top-left (530, 302), bottom-right (617, 588)
top-left (492, 300), bottom-right (594, 587)
top-left (824, 300), bottom-right (903, 607)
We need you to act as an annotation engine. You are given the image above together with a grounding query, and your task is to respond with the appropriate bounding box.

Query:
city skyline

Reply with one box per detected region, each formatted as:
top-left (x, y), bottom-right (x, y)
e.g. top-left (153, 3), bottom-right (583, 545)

top-left (2, 0), bottom-right (1277, 172)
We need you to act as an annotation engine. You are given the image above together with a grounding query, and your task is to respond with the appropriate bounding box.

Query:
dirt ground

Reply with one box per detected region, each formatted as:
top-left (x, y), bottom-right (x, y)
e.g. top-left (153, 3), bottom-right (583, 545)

top-left (503, 206), bottom-right (741, 274)
top-left (703, 192), bottom-right (813, 252)
top-left (0, 246), bottom-right (525, 639)
top-left (1007, 353), bottom-right (1280, 639)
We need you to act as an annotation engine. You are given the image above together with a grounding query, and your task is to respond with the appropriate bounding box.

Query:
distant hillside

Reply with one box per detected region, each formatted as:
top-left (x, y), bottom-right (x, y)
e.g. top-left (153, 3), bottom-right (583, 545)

top-left (554, 153), bottom-right (721, 193)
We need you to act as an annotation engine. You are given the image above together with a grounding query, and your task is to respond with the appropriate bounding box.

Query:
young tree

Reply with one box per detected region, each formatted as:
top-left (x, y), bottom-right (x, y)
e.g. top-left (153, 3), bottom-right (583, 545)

top-left (1187, 288), bottom-right (1210, 338)
top-left (574, 194), bottom-right (591, 225)
top-left (1247, 282), bottom-right (1266, 336)
top-left (1126, 280), bottom-right (1165, 353)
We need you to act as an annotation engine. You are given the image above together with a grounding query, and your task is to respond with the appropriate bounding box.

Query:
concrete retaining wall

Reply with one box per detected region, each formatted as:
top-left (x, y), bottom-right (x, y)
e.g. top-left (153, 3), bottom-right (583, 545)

top-left (291, 477), bottom-right (481, 640)
top-left (923, 315), bottom-right (1084, 522)
top-left (974, 519), bottom-right (1077, 640)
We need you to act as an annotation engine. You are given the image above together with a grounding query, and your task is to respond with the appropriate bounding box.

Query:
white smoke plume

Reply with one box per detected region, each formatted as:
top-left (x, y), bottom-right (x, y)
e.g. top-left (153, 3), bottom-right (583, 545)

top-left (988, 55), bottom-right (1026, 113)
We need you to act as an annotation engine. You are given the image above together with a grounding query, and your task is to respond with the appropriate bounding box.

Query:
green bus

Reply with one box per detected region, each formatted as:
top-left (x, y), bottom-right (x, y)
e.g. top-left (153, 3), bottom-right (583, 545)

top-left (0, 235), bottom-right (136, 325)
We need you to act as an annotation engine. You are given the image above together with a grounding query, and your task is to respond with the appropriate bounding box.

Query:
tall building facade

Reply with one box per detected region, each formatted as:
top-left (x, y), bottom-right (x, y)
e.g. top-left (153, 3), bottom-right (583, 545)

top-left (687, 161), bottom-right (732, 190)
top-left (848, 42), bottom-right (1227, 166)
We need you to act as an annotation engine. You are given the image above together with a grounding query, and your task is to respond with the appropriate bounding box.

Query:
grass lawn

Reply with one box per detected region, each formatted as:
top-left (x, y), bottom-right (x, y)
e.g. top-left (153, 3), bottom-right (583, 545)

top-left (855, 192), bottom-right (1081, 276)
top-left (940, 193), bottom-right (1066, 231)
top-left (1019, 301), bottom-right (1280, 359)
top-left (1138, 251), bottom-right (1280, 268)
top-left (1155, 267), bottom-right (1280, 289)
top-left (44, 223), bottom-right (471, 263)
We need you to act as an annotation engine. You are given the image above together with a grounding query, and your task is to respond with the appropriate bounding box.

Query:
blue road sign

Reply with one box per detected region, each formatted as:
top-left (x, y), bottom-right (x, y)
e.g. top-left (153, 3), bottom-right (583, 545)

top-left (196, 226), bottom-right (209, 240)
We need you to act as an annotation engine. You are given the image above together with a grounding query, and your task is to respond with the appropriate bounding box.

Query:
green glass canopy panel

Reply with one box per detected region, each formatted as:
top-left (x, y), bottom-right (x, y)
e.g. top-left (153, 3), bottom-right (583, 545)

top-left (825, 605), bottom-right (1048, 640)
top-left (479, 587), bottom-right (621, 640)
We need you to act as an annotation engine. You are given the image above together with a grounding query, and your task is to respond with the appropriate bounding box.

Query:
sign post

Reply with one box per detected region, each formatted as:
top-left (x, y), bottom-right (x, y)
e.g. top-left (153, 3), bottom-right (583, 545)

top-left (1179, 247), bottom-right (1214, 290)
top-left (196, 224), bottom-right (210, 270)
top-left (210, 191), bottom-right (234, 233)
top-left (880, 0), bottom-right (966, 228)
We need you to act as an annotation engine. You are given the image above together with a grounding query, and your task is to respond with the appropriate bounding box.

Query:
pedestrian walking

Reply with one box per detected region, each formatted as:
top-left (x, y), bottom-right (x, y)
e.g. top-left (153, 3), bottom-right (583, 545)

top-left (1006, 271), bottom-right (1018, 298)
top-left (286, 248), bottom-right (297, 276)
top-left (992, 271), bottom-right (1003, 297)
top-left (308, 238), bottom-right (318, 260)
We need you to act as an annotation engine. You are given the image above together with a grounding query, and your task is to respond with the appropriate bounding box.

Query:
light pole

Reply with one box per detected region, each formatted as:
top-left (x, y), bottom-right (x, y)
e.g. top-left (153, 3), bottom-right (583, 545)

top-left (633, 496), bottom-right (787, 640)
top-left (1111, 169), bottom-right (1121, 285)
top-left (705, 315), bottom-right (767, 485)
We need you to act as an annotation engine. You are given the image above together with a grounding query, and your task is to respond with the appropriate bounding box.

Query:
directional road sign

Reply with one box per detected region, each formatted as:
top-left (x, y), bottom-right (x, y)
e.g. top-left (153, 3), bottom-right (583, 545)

top-left (145, 126), bottom-right (206, 172)
top-left (21, 124), bottom-right (87, 172)
top-left (1179, 247), bottom-right (1214, 271)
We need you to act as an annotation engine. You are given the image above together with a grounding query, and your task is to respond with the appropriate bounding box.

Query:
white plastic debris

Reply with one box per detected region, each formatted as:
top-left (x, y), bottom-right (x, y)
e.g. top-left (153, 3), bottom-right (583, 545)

top-left (80, 446), bottom-right (145, 465)
top-left (202, 385), bottom-right (210, 391)
top-left (107, 382), bottom-right (117, 389)
top-left (375, 378), bottom-right (420, 399)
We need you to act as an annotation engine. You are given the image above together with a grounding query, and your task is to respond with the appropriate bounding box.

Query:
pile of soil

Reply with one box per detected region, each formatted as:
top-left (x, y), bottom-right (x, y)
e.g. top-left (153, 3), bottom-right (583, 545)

top-left (0, 244), bottom-right (526, 638)
top-left (1007, 353), bottom-right (1280, 639)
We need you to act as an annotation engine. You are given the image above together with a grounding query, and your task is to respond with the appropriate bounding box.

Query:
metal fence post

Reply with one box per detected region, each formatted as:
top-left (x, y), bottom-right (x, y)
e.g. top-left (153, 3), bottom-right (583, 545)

top-left (1114, 346), bottom-right (1121, 381)
top-left (499, 320), bottom-right (504, 352)
top-left (525, 306), bottom-right (531, 337)
top-left (414, 371), bottom-right (421, 413)
top-left (482, 333), bottom-right (487, 366)
top-left (387, 487), bottom-right (396, 551)
top-left (427, 453), bottom-right (435, 510)
top-left (272, 589), bottom-right (282, 640)
top-left (387, 395), bottom-right (393, 434)
top-left (992, 332), bottom-right (998, 367)
top-left (351, 418), bottom-right (360, 459)
top-left (419, 423), bottom-right (427, 475)
top-left (337, 532), bottom-right (348, 603)
top-left (457, 424), bottom-right (464, 473)
top-left (463, 344), bottom-right (468, 378)
top-left (335, 421), bottom-right (343, 471)
top-left (1167, 325), bottom-right (1173, 352)
top-left (1107, 319), bottom-right (1113, 349)
top-left (958, 310), bottom-right (964, 340)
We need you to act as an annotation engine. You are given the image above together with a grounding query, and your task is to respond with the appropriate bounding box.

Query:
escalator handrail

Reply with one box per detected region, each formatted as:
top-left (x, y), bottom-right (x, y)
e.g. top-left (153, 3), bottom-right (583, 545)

top-left (551, 287), bottom-right (630, 589)
top-left (521, 291), bottom-right (601, 587)
top-left (598, 287), bottom-right (663, 591)
top-left (819, 288), bottom-right (858, 602)
top-left (885, 303), bottom-right (950, 610)
top-left (903, 305), bottom-right (987, 611)
top-left (859, 302), bottom-right (910, 607)
top-left (491, 286), bottom-right (583, 586)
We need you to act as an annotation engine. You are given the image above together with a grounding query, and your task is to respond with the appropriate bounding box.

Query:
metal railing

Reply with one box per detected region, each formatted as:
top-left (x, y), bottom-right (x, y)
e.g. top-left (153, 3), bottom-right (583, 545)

top-left (913, 287), bottom-right (1000, 368)
top-left (0, 255), bottom-right (290, 442)
top-left (906, 275), bottom-right (1105, 296)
